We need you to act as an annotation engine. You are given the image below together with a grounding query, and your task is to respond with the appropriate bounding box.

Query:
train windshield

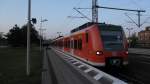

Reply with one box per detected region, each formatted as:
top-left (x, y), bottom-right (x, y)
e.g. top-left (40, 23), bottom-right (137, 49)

top-left (99, 25), bottom-right (124, 51)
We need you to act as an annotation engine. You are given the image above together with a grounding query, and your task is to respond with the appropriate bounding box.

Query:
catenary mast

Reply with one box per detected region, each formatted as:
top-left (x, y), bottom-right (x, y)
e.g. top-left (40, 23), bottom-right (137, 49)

top-left (92, 0), bottom-right (98, 23)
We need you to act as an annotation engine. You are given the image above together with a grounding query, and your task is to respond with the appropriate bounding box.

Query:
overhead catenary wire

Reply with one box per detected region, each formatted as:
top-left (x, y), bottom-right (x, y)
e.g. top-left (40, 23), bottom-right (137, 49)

top-left (124, 12), bottom-right (150, 27)
top-left (73, 8), bottom-right (92, 22)
top-left (124, 13), bottom-right (139, 27)
top-left (129, 0), bottom-right (143, 10)
top-left (56, 0), bottom-right (84, 36)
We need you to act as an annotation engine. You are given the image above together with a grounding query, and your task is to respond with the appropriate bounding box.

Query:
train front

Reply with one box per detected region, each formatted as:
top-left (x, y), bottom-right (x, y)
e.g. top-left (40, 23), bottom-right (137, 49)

top-left (98, 24), bottom-right (128, 67)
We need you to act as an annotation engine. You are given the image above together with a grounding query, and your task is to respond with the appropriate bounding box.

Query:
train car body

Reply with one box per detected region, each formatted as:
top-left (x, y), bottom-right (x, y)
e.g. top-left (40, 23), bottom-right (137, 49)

top-left (52, 22), bottom-right (128, 67)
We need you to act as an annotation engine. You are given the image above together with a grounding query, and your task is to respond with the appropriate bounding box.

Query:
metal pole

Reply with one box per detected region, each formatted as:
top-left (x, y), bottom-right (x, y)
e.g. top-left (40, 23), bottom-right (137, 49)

top-left (40, 17), bottom-right (42, 51)
top-left (129, 29), bottom-right (131, 48)
top-left (41, 29), bottom-right (43, 49)
top-left (92, 0), bottom-right (98, 23)
top-left (39, 18), bottom-right (47, 51)
top-left (0, 32), bottom-right (4, 46)
top-left (129, 30), bottom-right (131, 38)
top-left (138, 11), bottom-right (141, 28)
top-left (27, 0), bottom-right (31, 76)
top-left (126, 28), bottom-right (133, 48)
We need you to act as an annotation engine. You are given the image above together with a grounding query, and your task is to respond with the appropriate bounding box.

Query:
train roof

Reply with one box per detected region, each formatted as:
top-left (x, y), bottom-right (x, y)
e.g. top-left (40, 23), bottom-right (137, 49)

top-left (70, 22), bottom-right (122, 33)
top-left (70, 22), bottom-right (95, 33)
top-left (51, 36), bottom-right (63, 42)
top-left (52, 22), bottom-right (123, 42)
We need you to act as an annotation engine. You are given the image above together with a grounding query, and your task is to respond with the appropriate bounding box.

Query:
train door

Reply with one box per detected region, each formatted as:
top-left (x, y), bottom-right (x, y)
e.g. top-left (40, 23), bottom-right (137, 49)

top-left (70, 38), bottom-right (74, 55)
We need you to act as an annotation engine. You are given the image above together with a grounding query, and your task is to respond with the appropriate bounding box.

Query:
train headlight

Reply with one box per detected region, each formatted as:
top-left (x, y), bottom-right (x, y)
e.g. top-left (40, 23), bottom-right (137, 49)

top-left (96, 51), bottom-right (103, 55)
top-left (125, 51), bottom-right (128, 55)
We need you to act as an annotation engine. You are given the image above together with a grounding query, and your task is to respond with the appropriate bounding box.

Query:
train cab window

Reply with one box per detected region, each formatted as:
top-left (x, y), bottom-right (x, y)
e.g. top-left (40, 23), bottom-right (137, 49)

top-left (86, 32), bottom-right (88, 43)
top-left (99, 26), bottom-right (124, 51)
top-left (74, 40), bottom-right (77, 49)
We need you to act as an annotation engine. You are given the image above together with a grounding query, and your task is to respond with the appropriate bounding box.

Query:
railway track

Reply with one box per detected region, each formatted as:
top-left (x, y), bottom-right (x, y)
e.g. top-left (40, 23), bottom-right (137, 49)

top-left (98, 53), bottom-right (150, 84)
top-left (98, 66), bottom-right (145, 84)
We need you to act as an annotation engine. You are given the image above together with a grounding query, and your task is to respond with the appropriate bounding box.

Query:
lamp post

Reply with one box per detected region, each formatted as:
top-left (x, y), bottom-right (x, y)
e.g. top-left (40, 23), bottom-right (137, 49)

top-left (39, 18), bottom-right (48, 51)
top-left (27, 0), bottom-right (31, 76)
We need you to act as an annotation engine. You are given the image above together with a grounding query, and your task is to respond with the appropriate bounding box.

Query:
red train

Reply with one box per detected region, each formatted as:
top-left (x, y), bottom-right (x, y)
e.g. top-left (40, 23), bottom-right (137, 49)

top-left (52, 22), bottom-right (128, 67)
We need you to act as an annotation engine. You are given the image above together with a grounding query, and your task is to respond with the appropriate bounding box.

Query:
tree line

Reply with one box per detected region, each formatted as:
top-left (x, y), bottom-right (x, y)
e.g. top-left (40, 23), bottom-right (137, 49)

top-left (1, 24), bottom-right (40, 47)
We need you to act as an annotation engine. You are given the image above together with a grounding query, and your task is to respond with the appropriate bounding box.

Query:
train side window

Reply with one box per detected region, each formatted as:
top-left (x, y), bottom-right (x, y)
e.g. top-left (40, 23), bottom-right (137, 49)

top-left (74, 40), bottom-right (77, 49)
top-left (59, 41), bottom-right (60, 47)
top-left (78, 39), bottom-right (82, 50)
top-left (71, 40), bottom-right (73, 48)
top-left (64, 41), bottom-right (65, 47)
top-left (58, 41), bottom-right (60, 47)
top-left (86, 32), bottom-right (88, 43)
top-left (65, 41), bottom-right (67, 48)
top-left (62, 41), bottom-right (64, 47)
top-left (66, 40), bottom-right (68, 48)
top-left (67, 40), bottom-right (69, 48)
top-left (68, 40), bottom-right (70, 48)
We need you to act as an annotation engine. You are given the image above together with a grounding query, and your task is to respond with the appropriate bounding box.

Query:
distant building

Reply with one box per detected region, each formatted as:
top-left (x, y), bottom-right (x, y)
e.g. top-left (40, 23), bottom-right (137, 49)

top-left (138, 26), bottom-right (150, 47)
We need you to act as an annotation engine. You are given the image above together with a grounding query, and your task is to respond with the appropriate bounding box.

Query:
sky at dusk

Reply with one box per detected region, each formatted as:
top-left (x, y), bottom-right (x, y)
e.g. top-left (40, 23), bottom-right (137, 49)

top-left (0, 0), bottom-right (150, 39)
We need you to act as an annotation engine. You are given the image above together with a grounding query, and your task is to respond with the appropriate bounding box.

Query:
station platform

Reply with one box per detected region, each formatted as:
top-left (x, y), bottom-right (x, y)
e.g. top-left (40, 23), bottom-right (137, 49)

top-left (42, 49), bottom-right (95, 84)
top-left (42, 48), bottom-right (127, 84)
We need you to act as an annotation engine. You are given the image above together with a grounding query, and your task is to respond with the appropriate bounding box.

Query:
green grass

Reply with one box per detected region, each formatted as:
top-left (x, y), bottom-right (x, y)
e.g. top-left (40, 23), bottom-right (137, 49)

top-left (0, 47), bottom-right (42, 84)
